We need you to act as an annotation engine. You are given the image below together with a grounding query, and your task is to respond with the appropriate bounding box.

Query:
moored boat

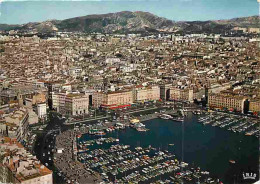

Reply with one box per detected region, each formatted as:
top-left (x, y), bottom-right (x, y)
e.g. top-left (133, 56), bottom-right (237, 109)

top-left (95, 131), bottom-right (106, 136)
top-left (229, 160), bottom-right (236, 164)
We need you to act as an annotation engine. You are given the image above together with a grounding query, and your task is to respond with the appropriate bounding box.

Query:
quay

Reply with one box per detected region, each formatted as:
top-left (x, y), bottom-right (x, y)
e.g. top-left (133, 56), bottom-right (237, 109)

top-left (54, 129), bottom-right (102, 184)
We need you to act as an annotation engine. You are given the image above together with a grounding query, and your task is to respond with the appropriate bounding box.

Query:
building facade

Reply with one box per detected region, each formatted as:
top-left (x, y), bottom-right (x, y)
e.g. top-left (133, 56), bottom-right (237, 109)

top-left (208, 92), bottom-right (245, 112)
top-left (93, 90), bottom-right (133, 108)
top-left (52, 92), bottom-right (89, 116)
top-left (170, 87), bottom-right (194, 102)
top-left (4, 108), bottom-right (29, 142)
top-left (0, 137), bottom-right (53, 184)
top-left (134, 85), bottom-right (160, 102)
top-left (249, 99), bottom-right (260, 114)
top-left (37, 103), bottom-right (47, 118)
top-left (65, 94), bottom-right (89, 116)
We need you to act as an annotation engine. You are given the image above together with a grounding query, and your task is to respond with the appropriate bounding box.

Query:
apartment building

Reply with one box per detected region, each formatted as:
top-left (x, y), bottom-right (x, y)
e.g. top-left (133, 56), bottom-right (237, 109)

top-left (170, 87), bottom-right (194, 102)
top-left (106, 90), bottom-right (133, 106)
top-left (0, 137), bottom-right (53, 184)
top-left (93, 90), bottom-right (133, 108)
top-left (25, 92), bottom-right (47, 120)
top-left (249, 98), bottom-right (260, 114)
top-left (4, 107), bottom-right (29, 142)
top-left (65, 93), bottom-right (89, 116)
top-left (37, 103), bottom-right (47, 118)
top-left (134, 85), bottom-right (160, 102)
top-left (52, 92), bottom-right (89, 116)
top-left (208, 92), bottom-right (245, 112)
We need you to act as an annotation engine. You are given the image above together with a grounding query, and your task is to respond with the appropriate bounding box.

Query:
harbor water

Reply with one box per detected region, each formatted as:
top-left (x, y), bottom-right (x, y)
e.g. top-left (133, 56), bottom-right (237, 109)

top-left (79, 113), bottom-right (259, 184)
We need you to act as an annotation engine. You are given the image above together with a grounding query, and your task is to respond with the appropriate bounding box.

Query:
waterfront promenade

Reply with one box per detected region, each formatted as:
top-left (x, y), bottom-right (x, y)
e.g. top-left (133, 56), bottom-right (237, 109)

top-left (64, 106), bottom-right (168, 125)
top-left (54, 129), bottom-right (102, 184)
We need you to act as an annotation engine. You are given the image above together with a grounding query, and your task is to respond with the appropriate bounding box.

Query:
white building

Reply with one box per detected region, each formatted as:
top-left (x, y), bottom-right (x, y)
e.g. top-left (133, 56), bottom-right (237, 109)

top-left (37, 103), bottom-right (47, 119)
top-left (52, 92), bottom-right (89, 116)
top-left (69, 67), bottom-right (82, 77)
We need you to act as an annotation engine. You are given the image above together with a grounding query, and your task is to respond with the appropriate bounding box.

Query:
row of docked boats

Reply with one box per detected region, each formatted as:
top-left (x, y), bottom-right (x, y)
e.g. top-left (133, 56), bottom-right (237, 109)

top-left (88, 129), bottom-right (106, 136)
top-left (74, 118), bottom-right (221, 184)
top-left (78, 137), bottom-right (118, 149)
top-left (77, 141), bottom-right (218, 184)
top-left (120, 159), bottom-right (182, 183)
top-left (78, 143), bottom-right (193, 183)
top-left (197, 112), bottom-right (259, 137)
top-left (88, 122), bottom-right (128, 136)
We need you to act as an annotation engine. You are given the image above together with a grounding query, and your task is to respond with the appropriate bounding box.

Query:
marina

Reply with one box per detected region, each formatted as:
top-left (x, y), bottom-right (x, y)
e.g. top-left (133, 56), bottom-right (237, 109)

top-left (35, 108), bottom-right (259, 184)
top-left (77, 137), bottom-right (219, 184)
top-left (72, 112), bottom-right (258, 184)
top-left (197, 112), bottom-right (259, 138)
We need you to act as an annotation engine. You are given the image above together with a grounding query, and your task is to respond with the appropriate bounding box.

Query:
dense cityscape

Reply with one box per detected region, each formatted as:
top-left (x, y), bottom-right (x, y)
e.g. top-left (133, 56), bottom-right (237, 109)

top-left (0, 6), bottom-right (259, 184)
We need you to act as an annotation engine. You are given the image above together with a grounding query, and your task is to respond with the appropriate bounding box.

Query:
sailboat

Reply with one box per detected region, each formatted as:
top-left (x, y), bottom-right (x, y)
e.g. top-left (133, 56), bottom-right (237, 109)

top-left (116, 130), bottom-right (119, 143)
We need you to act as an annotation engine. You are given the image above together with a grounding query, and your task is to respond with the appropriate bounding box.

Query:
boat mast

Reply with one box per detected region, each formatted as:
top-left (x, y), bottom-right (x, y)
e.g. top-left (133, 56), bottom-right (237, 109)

top-left (181, 103), bottom-right (185, 184)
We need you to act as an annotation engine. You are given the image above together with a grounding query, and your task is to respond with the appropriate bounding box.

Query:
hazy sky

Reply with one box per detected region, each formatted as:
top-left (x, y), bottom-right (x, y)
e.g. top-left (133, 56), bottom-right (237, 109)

top-left (0, 0), bottom-right (258, 24)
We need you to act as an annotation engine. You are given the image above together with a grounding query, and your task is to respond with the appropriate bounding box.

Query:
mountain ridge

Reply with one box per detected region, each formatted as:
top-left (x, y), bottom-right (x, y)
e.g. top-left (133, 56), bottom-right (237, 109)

top-left (0, 11), bottom-right (258, 34)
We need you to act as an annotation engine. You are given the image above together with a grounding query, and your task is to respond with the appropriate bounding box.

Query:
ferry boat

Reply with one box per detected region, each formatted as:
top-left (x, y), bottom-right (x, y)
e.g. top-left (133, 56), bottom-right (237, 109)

top-left (159, 114), bottom-right (173, 120)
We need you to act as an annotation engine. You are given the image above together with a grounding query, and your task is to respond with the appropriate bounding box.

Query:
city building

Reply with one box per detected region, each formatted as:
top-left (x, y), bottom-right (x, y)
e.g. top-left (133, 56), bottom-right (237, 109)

top-left (4, 107), bottom-right (29, 142)
top-left (94, 90), bottom-right (133, 109)
top-left (169, 87), bottom-right (194, 103)
top-left (134, 85), bottom-right (160, 103)
top-left (52, 92), bottom-right (89, 116)
top-left (249, 98), bottom-right (260, 115)
top-left (36, 103), bottom-right (47, 119)
top-left (208, 92), bottom-right (246, 112)
top-left (0, 137), bottom-right (53, 184)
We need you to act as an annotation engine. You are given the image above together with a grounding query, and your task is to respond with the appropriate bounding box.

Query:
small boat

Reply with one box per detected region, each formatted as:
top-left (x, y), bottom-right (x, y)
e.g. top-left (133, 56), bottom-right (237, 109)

top-left (159, 114), bottom-right (173, 120)
top-left (136, 127), bottom-right (148, 132)
top-left (171, 117), bottom-right (184, 122)
top-left (229, 160), bottom-right (236, 164)
top-left (89, 129), bottom-right (98, 135)
top-left (96, 141), bottom-right (103, 145)
top-left (95, 131), bottom-right (106, 136)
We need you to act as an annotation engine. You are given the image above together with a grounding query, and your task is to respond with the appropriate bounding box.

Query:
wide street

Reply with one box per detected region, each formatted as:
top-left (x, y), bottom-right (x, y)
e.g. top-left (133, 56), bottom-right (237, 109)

top-left (33, 112), bottom-right (66, 184)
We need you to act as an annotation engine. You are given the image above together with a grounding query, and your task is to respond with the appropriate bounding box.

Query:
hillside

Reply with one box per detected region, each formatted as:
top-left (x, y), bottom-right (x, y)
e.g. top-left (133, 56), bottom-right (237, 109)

top-left (0, 11), bottom-right (258, 34)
